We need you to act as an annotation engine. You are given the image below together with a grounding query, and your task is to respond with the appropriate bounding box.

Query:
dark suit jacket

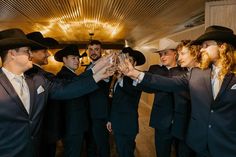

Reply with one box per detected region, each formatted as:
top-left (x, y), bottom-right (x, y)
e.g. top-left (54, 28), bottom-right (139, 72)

top-left (26, 65), bottom-right (61, 143)
top-left (141, 67), bottom-right (236, 157)
top-left (86, 63), bottom-right (110, 119)
top-left (110, 76), bottom-right (142, 136)
top-left (0, 68), bottom-right (98, 157)
top-left (147, 65), bottom-right (175, 130)
top-left (56, 66), bottom-right (89, 136)
top-left (142, 65), bottom-right (190, 140)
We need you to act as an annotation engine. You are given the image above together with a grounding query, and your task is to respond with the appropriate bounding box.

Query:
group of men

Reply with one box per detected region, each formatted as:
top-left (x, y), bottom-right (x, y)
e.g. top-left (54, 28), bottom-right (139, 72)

top-left (0, 28), bottom-right (113, 157)
top-left (120, 25), bottom-right (236, 157)
top-left (0, 24), bottom-right (236, 157)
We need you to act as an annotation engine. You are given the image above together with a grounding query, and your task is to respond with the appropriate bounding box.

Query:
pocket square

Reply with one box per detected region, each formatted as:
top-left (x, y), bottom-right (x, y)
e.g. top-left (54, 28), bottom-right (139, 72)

top-left (37, 85), bottom-right (45, 94)
top-left (231, 84), bottom-right (236, 90)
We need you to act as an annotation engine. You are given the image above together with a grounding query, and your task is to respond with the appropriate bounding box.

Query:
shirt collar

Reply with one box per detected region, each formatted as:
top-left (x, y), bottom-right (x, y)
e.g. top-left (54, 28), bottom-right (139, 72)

top-left (212, 64), bottom-right (221, 74)
top-left (33, 63), bottom-right (42, 68)
top-left (65, 65), bottom-right (76, 74)
top-left (2, 67), bottom-right (25, 81)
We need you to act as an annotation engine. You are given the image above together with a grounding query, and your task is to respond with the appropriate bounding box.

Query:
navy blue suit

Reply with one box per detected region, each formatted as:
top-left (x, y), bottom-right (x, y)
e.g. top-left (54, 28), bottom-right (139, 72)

top-left (85, 63), bottom-right (111, 157)
top-left (110, 76), bottom-right (142, 157)
top-left (140, 65), bottom-right (193, 157)
top-left (141, 67), bottom-right (236, 157)
top-left (25, 64), bottom-right (62, 157)
top-left (0, 68), bottom-right (98, 157)
top-left (56, 66), bottom-right (89, 157)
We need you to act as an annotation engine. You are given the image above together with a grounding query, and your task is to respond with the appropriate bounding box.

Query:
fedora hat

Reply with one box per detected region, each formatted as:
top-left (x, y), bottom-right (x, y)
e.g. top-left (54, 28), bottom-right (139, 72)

top-left (156, 38), bottom-right (179, 53)
top-left (190, 25), bottom-right (236, 47)
top-left (54, 44), bottom-right (81, 62)
top-left (0, 28), bottom-right (46, 51)
top-left (122, 47), bottom-right (146, 66)
top-left (26, 32), bottom-right (59, 50)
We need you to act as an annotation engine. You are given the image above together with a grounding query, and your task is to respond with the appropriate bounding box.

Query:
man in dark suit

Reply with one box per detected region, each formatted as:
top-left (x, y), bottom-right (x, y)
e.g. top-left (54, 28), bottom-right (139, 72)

top-left (25, 31), bottom-right (60, 157)
top-left (54, 44), bottom-right (89, 157)
top-left (0, 28), bottom-right (114, 157)
top-left (148, 38), bottom-right (179, 157)
top-left (142, 38), bottom-right (190, 157)
top-left (85, 40), bottom-right (111, 157)
top-left (106, 47), bottom-right (146, 157)
top-left (120, 25), bottom-right (236, 157)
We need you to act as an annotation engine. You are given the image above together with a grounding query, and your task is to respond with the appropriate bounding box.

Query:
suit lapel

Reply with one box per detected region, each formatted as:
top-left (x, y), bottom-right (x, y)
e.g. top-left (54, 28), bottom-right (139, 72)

top-left (215, 73), bottom-right (233, 101)
top-left (0, 69), bottom-right (28, 115)
top-left (203, 68), bottom-right (214, 100)
top-left (25, 77), bottom-right (35, 116)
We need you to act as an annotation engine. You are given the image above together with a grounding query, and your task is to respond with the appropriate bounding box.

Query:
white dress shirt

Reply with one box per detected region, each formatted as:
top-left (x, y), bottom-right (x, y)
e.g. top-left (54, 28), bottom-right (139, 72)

top-left (2, 67), bottom-right (30, 113)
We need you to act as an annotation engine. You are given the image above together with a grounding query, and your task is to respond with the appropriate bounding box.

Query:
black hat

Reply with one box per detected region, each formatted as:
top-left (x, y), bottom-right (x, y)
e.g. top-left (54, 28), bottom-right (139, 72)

top-left (54, 44), bottom-right (80, 62)
top-left (191, 25), bottom-right (236, 47)
top-left (26, 32), bottom-right (59, 50)
top-left (0, 28), bottom-right (46, 51)
top-left (122, 47), bottom-right (146, 66)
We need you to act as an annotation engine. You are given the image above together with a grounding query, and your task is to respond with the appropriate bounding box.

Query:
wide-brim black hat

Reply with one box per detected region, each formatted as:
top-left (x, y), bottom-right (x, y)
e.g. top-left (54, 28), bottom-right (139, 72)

top-left (0, 28), bottom-right (46, 51)
top-left (191, 25), bottom-right (236, 47)
top-left (26, 32), bottom-right (59, 50)
top-left (122, 47), bottom-right (146, 66)
top-left (54, 44), bottom-right (80, 62)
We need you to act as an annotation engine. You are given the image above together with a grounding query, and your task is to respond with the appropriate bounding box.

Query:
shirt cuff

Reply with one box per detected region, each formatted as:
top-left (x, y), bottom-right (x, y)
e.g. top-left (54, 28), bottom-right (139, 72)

top-left (137, 72), bottom-right (145, 83)
top-left (133, 72), bottom-right (145, 86)
top-left (91, 67), bottom-right (95, 74)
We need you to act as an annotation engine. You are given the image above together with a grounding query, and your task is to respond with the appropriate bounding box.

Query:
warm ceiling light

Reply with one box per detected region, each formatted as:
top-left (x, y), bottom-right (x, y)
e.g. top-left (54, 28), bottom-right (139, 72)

top-left (33, 18), bottom-right (122, 40)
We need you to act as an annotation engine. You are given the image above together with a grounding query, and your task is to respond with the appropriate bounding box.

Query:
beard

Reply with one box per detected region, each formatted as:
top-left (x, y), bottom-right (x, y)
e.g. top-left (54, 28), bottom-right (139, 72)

top-left (90, 54), bottom-right (100, 61)
top-left (200, 51), bottom-right (212, 69)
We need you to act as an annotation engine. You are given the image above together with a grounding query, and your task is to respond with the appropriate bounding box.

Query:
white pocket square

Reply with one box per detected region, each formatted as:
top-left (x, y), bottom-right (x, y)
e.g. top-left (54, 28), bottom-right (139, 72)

top-left (37, 85), bottom-right (45, 94)
top-left (231, 84), bottom-right (236, 90)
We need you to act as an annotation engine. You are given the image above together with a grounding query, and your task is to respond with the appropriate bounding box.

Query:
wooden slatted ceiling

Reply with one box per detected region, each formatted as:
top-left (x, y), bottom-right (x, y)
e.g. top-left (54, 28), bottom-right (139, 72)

top-left (0, 0), bottom-right (206, 47)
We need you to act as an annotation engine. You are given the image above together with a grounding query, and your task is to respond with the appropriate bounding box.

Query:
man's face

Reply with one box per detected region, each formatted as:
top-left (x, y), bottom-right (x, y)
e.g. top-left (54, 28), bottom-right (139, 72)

top-left (63, 55), bottom-right (80, 71)
top-left (88, 44), bottom-right (101, 61)
top-left (12, 47), bottom-right (33, 71)
top-left (178, 46), bottom-right (195, 68)
top-left (31, 49), bottom-right (50, 66)
top-left (159, 49), bottom-right (176, 67)
top-left (200, 40), bottom-right (219, 62)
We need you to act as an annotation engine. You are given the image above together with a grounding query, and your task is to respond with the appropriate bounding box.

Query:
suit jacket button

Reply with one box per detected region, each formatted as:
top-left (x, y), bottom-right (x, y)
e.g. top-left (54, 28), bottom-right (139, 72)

top-left (208, 124), bottom-right (212, 128)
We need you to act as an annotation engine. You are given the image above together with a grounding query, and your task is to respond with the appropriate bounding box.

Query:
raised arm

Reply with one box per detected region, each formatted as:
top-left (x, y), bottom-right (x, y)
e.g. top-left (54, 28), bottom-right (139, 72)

top-left (119, 59), bottom-right (189, 93)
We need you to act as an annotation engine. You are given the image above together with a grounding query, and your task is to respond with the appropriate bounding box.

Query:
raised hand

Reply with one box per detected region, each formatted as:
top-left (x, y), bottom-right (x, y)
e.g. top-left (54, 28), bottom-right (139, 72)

top-left (92, 62), bottom-right (116, 82)
top-left (118, 58), bottom-right (141, 80)
top-left (92, 53), bottom-right (115, 74)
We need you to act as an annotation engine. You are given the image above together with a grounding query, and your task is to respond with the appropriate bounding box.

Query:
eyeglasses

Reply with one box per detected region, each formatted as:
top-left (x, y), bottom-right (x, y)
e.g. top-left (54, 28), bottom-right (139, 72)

top-left (14, 48), bottom-right (32, 56)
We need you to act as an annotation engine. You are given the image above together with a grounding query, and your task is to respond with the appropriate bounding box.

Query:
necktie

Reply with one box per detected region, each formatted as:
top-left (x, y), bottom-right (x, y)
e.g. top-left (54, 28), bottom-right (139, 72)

top-left (211, 68), bottom-right (221, 99)
top-left (14, 75), bottom-right (30, 113)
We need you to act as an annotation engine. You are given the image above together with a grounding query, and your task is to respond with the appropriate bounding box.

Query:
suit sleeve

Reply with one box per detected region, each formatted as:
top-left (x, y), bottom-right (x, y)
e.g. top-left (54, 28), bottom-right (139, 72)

top-left (135, 65), bottom-right (162, 93)
top-left (49, 69), bottom-right (99, 100)
top-left (140, 72), bottom-right (189, 92)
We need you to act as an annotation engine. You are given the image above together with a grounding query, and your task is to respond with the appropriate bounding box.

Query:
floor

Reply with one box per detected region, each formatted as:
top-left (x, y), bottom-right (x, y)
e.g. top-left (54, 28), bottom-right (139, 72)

top-left (56, 101), bottom-right (177, 157)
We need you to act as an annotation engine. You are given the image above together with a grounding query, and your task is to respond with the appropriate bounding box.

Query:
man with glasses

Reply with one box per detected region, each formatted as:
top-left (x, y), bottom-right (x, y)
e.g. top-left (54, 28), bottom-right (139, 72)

top-left (0, 28), bottom-right (113, 157)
